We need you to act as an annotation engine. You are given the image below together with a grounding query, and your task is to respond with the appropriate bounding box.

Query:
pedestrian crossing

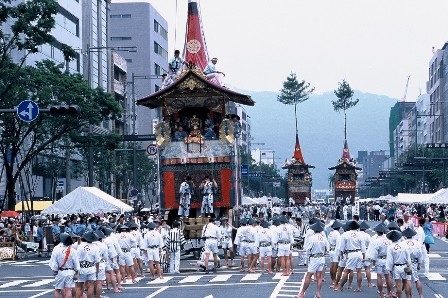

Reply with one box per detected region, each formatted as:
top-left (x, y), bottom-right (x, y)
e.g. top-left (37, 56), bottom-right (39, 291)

top-left (0, 259), bottom-right (49, 267)
top-left (364, 271), bottom-right (447, 281)
top-left (0, 272), bottom-right (295, 289)
top-left (146, 272), bottom-right (294, 285)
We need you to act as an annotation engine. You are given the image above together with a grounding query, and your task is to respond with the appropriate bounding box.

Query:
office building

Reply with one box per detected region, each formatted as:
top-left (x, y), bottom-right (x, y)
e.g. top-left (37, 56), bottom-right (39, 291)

top-left (109, 2), bottom-right (168, 141)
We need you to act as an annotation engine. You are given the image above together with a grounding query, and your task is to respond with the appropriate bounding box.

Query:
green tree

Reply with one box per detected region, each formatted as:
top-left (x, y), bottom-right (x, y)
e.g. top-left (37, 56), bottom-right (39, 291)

top-left (0, 60), bottom-right (121, 210)
top-left (277, 73), bottom-right (314, 136)
top-left (332, 80), bottom-right (359, 141)
top-left (0, 0), bottom-right (58, 82)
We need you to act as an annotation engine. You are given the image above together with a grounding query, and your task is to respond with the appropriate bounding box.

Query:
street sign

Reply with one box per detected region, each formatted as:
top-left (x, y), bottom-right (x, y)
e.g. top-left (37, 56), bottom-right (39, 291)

top-left (16, 100), bottom-right (39, 122)
top-left (248, 172), bottom-right (264, 177)
top-left (146, 144), bottom-right (158, 156)
top-left (241, 164), bottom-right (248, 176)
top-left (426, 143), bottom-right (448, 148)
top-left (123, 134), bottom-right (156, 141)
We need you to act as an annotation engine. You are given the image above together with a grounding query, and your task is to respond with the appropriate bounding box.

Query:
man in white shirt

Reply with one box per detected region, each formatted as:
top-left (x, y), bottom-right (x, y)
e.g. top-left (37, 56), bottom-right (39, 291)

top-left (76, 231), bottom-right (101, 298)
top-left (142, 223), bottom-right (164, 279)
top-left (201, 218), bottom-right (222, 273)
top-left (49, 232), bottom-right (80, 298)
top-left (335, 221), bottom-right (366, 292)
top-left (328, 220), bottom-right (342, 288)
top-left (203, 58), bottom-right (225, 85)
top-left (386, 230), bottom-right (412, 298)
top-left (168, 50), bottom-right (186, 79)
top-left (402, 228), bottom-right (424, 298)
top-left (295, 222), bottom-right (329, 298)
top-left (276, 215), bottom-right (294, 276)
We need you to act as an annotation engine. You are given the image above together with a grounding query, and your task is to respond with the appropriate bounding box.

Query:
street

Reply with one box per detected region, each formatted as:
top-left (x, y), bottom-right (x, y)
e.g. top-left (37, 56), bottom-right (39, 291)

top-left (0, 231), bottom-right (447, 298)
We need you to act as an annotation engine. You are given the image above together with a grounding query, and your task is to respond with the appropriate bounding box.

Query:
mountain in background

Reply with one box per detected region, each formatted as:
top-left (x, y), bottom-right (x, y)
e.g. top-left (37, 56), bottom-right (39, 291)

top-left (241, 90), bottom-right (397, 190)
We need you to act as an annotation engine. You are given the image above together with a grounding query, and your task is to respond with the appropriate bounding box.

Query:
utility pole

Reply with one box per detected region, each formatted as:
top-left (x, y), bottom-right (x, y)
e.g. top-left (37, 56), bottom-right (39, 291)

top-left (128, 74), bottom-right (162, 198)
top-left (132, 73), bottom-right (137, 193)
top-left (252, 143), bottom-right (265, 196)
top-left (85, 45), bottom-right (137, 187)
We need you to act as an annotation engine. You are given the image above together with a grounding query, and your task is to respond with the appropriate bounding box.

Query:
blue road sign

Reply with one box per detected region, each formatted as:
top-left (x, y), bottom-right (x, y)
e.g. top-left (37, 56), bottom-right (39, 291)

top-left (146, 144), bottom-right (158, 156)
top-left (17, 100), bottom-right (39, 122)
top-left (241, 164), bottom-right (249, 176)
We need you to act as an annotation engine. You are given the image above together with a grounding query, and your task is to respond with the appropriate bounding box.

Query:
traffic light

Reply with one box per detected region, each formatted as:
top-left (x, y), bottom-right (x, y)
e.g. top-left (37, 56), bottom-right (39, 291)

top-left (49, 105), bottom-right (80, 116)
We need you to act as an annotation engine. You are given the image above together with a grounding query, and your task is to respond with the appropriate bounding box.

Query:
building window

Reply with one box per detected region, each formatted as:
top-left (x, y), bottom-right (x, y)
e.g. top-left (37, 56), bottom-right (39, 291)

top-left (154, 20), bottom-right (168, 40)
top-left (110, 37), bottom-right (132, 41)
top-left (38, 42), bottom-right (80, 72)
top-left (154, 41), bottom-right (168, 60)
top-left (56, 6), bottom-right (79, 37)
top-left (125, 59), bottom-right (132, 63)
top-left (110, 14), bottom-right (131, 18)
top-left (154, 63), bottom-right (163, 76)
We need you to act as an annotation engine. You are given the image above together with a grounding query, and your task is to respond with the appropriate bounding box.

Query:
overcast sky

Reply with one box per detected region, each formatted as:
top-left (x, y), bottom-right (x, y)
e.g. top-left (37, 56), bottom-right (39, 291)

top-left (114, 0), bottom-right (448, 101)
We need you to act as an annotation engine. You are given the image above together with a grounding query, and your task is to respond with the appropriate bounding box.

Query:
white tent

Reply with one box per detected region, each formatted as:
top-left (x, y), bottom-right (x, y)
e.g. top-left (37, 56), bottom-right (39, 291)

top-left (41, 187), bottom-right (133, 215)
top-left (427, 188), bottom-right (448, 204)
top-left (395, 193), bottom-right (433, 203)
top-left (242, 196), bottom-right (258, 205)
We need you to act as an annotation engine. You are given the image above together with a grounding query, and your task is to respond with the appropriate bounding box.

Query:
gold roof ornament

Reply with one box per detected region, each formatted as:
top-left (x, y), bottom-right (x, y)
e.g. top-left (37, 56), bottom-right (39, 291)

top-left (155, 121), bottom-right (171, 147)
top-left (219, 119), bottom-right (234, 143)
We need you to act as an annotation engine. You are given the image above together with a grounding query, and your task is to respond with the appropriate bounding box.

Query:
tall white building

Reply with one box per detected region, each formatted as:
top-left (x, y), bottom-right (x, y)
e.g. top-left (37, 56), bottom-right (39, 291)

top-left (427, 45), bottom-right (445, 143)
top-left (10, 0), bottom-right (83, 72)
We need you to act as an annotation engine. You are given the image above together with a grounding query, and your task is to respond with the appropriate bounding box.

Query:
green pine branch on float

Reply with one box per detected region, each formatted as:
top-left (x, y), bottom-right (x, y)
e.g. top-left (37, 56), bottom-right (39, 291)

top-left (277, 73), bottom-right (314, 135)
top-left (332, 79), bottom-right (359, 141)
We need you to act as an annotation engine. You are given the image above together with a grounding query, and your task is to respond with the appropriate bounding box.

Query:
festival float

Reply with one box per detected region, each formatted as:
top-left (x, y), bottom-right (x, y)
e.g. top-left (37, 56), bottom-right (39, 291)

top-left (282, 134), bottom-right (314, 205)
top-left (329, 140), bottom-right (360, 205)
top-left (136, 0), bottom-right (254, 238)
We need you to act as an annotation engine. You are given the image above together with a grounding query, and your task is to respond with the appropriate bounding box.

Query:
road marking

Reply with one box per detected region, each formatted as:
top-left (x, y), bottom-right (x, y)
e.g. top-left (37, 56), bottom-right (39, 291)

top-left (145, 286), bottom-right (168, 298)
top-left (434, 294), bottom-right (444, 298)
top-left (209, 274), bottom-right (232, 282)
top-left (364, 272), bottom-right (378, 279)
top-left (425, 273), bottom-right (446, 280)
top-left (428, 253), bottom-right (442, 258)
top-left (29, 289), bottom-right (53, 298)
top-left (122, 277), bottom-right (143, 284)
top-left (269, 273), bottom-right (292, 298)
top-left (179, 275), bottom-right (203, 283)
top-left (147, 276), bottom-right (173, 284)
top-left (273, 273), bottom-right (286, 280)
top-left (204, 295), bottom-right (214, 298)
top-left (22, 279), bottom-right (53, 287)
top-left (0, 280), bottom-right (30, 288)
top-left (241, 273), bottom-right (261, 281)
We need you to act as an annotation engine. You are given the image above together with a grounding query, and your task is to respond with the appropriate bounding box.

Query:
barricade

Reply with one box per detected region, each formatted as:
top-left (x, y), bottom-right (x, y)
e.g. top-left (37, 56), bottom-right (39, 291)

top-left (432, 222), bottom-right (448, 237)
top-left (410, 216), bottom-right (420, 226)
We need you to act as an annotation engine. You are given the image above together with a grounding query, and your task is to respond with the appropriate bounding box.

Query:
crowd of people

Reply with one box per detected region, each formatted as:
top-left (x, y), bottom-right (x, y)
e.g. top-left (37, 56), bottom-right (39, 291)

top-left (1, 197), bottom-right (447, 298)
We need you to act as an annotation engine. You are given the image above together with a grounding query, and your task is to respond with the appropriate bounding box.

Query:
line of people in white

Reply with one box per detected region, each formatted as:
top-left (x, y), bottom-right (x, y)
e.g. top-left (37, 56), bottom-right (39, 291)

top-left (293, 218), bottom-right (426, 298)
top-left (48, 218), bottom-right (181, 298)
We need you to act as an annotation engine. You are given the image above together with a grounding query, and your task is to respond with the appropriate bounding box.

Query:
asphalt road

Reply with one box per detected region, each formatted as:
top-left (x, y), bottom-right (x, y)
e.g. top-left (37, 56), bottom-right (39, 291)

top-left (0, 226), bottom-right (447, 298)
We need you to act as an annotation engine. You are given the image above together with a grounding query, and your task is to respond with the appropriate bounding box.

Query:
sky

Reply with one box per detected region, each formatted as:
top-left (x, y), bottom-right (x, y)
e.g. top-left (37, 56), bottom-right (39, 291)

top-left (114, 0), bottom-right (448, 101)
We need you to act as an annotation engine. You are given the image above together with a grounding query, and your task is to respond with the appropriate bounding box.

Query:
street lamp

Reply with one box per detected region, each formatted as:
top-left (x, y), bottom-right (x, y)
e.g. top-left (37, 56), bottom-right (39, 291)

top-left (84, 45), bottom-right (137, 187)
top-left (128, 73), bottom-right (162, 196)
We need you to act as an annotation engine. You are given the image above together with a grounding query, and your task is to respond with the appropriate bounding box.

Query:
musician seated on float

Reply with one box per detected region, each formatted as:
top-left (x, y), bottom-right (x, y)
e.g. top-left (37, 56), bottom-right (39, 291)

top-left (202, 125), bottom-right (216, 140)
top-left (174, 125), bottom-right (188, 141)
top-left (203, 57), bottom-right (225, 86)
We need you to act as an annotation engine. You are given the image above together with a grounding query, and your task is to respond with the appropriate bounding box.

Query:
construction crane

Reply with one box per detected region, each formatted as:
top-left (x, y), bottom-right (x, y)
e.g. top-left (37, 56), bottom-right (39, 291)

top-left (401, 75), bottom-right (410, 102)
